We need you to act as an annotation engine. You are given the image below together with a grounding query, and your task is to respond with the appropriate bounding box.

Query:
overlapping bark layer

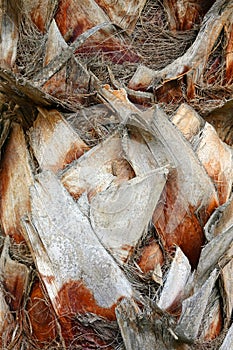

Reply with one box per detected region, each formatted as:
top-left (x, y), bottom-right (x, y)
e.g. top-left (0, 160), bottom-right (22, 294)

top-left (0, 1), bottom-right (232, 349)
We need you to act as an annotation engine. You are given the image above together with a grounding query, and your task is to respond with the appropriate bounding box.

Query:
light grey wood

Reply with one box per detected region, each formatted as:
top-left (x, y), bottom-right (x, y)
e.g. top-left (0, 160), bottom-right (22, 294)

top-left (140, 107), bottom-right (219, 234)
top-left (98, 87), bottom-right (219, 219)
top-left (158, 247), bottom-right (191, 311)
top-left (90, 168), bottom-right (167, 262)
top-left (175, 269), bottom-right (218, 342)
top-left (220, 244), bottom-right (233, 325)
top-left (96, 0), bottom-right (147, 33)
top-left (116, 298), bottom-right (161, 350)
top-left (116, 298), bottom-right (191, 350)
top-left (219, 323), bottom-right (233, 350)
top-left (22, 170), bottom-right (134, 316)
top-left (29, 107), bottom-right (88, 173)
top-left (199, 287), bottom-right (222, 340)
top-left (205, 194), bottom-right (233, 241)
top-left (196, 225), bottom-right (233, 289)
top-left (122, 126), bottom-right (161, 175)
top-left (61, 132), bottom-right (123, 199)
top-left (172, 105), bottom-right (233, 204)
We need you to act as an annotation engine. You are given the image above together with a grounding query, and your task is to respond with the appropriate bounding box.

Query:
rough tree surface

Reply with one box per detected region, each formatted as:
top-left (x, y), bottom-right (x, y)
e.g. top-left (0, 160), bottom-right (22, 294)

top-left (0, 1), bottom-right (232, 350)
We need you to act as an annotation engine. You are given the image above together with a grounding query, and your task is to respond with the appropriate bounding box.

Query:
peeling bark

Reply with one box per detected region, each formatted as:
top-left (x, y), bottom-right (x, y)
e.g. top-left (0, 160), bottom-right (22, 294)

top-left (116, 299), bottom-right (160, 350)
top-left (157, 247), bottom-right (191, 314)
top-left (41, 20), bottom-right (91, 102)
top-left (0, 237), bottom-right (30, 312)
top-left (29, 107), bottom-right (88, 173)
top-left (175, 269), bottom-right (218, 343)
top-left (61, 132), bottom-right (132, 200)
top-left (0, 4), bottom-right (18, 67)
top-left (195, 225), bottom-right (233, 289)
top-left (23, 0), bottom-right (59, 33)
top-left (55, 0), bottom-right (139, 63)
top-left (205, 194), bottom-right (233, 240)
top-left (33, 22), bottom-right (109, 87)
top-left (224, 12), bottom-right (233, 84)
top-left (0, 123), bottom-right (34, 243)
top-left (90, 168), bottom-right (167, 262)
top-left (97, 86), bottom-right (219, 267)
top-left (205, 100), bottom-right (233, 146)
top-left (172, 104), bottom-right (233, 205)
top-left (199, 288), bottom-right (222, 340)
top-left (219, 323), bottom-right (233, 350)
top-left (164, 0), bottom-right (204, 31)
top-left (220, 244), bottom-right (233, 326)
top-left (171, 103), bottom-right (204, 142)
top-left (95, 0), bottom-right (147, 33)
top-left (22, 170), bottom-right (134, 345)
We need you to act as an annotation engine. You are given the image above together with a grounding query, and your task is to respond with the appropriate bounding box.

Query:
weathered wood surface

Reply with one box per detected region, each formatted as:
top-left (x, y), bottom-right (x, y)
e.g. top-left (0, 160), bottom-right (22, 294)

top-left (0, 123), bottom-right (33, 243)
top-left (225, 12), bottom-right (233, 84)
top-left (0, 68), bottom-right (74, 116)
top-left (116, 298), bottom-right (159, 350)
top-left (0, 0), bottom-right (18, 67)
top-left (98, 86), bottom-right (219, 267)
top-left (191, 123), bottom-right (232, 204)
top-left (157, 247), bottom-right (191, 314)
top-left (0, 1), bottom-right (232, 348)
top-left (29, 107), bottom-right (88, 173)
top-left (199, 287), bottom-right (222, 341)
top-left (41, 19), bottom-right (70, 98)
top-left (143, 108), bottom-right (218, 267)
top-left (23, 0), bottom-right (59, 33)
top-left (0, 237), bottom-right (30, 312)
top-left (95, 0), bottom-right (147, 33)
top-left (171, 104), bottom-right (203, 142)
top-left (0, 286), bottom-right (13, 349)
top-left (61, 126), bottom-right (167, 262)
top-left (61, 132), bottom-right (133, 200)
top-left (0, 116), bottom-right (11, 159)
top-left (205, 194), bottom-right (233, 240)
top-left (98, 85), bottom-right (144, 123)
top-left (90, 168), bottom-right (167, 262)
top-left (175, 269), bottom-right (218, 343)
top-left (41, 20), bottom-right (91, 102)
top-left (128, 0), bottom-right (233, 91)
top-left (220, 243), bottom-right (233, 326)
top-left (195, 224), bottom-right (233, 289)
top-left (0, 238), bottom-right (17, 347)
top-left (219, 323), bottom-right (233, 350)
top-left (164, 0), bottom-right (204, 31)
top-left (34, 22), bottom-right (109, 88)
top-left (205, 100), bottom-right (233, 146)
top-left (116, 297), bottom-right (190, 350)
top-left (122, 126), bottom-right (165, 175)
top-left (172, 104), bottom-right (233, 204)
top-left (22, 170), bottom-right (134, 344)
top-left (55, 0), bottom-right (139, 63)
top-left (44, 20), bottom-right (67, 66)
